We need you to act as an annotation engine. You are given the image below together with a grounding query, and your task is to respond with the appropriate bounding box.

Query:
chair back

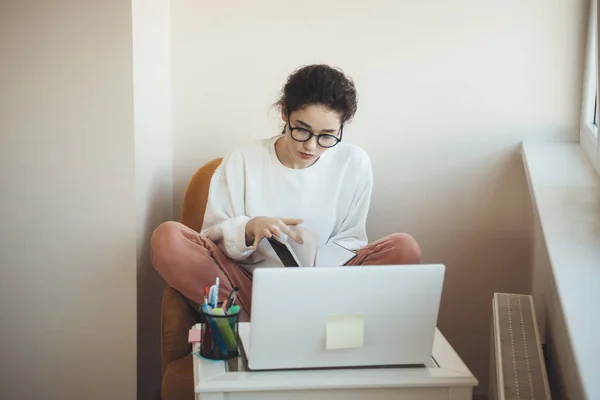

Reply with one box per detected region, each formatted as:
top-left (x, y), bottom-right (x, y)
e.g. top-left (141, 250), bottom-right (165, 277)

top-left (181, 157), bottom-right (223, 231)
top-left (161, 158), bottom-right (222, 376)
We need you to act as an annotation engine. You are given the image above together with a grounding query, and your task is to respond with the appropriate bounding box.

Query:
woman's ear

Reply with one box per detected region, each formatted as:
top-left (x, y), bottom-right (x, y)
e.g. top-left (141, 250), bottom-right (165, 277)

top-left (280, 107), bottom-right (287, 123)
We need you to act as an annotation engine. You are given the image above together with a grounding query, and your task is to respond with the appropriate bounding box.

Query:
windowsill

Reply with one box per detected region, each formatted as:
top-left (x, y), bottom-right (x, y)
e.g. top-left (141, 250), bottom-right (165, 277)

top-left (580, 124), bottom-right (599, 173)
top-left (521, 142), bottom-right (600, 399)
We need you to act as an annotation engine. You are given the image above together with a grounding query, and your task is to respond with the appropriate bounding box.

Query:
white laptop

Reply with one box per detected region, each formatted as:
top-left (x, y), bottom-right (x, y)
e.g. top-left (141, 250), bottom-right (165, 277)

top-left (240, 264), bottom-right (445, 371)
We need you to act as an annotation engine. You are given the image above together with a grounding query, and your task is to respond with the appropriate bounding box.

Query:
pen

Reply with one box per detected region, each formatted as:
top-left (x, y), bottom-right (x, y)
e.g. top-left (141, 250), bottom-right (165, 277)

top-left (226, 304), bottom-right (240, 331)
top-left (208, 285), bottom-right (215, 307)
top-left (212, 307), bottom-right (238, 351)
top-left (201, 304), bottom-right (228, 355)
top-left (223, 287), bottom-right (239, 312)
top-left (227, 305), bottom-right (240, 315)
top-left (203, 286), bottom-right (208, 305)
top-left (214, 277), bottom-right (220, 308)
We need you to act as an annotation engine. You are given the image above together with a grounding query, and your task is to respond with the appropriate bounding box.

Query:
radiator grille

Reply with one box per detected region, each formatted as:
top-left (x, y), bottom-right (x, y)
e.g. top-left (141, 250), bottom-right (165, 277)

top-left (492, 293), bottom-right (551, 400)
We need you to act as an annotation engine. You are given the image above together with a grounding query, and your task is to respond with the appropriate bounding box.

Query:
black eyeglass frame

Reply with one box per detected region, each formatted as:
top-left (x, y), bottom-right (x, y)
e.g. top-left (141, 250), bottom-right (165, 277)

top-left (286, 114), bottom-right (343, 148)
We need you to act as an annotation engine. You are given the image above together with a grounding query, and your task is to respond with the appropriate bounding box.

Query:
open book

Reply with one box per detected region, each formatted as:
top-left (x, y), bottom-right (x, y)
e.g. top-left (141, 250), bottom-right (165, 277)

top-left (266, 226), bottom-right (357, 267)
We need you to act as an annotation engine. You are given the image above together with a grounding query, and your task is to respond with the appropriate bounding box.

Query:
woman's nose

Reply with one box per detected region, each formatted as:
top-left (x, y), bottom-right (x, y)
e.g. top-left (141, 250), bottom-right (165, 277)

top-left (304, 136), bottom-right (318, 151)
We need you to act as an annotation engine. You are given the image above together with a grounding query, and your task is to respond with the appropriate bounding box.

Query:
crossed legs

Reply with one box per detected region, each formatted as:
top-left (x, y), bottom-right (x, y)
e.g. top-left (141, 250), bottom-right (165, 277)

top-left (150, 221), bottom-right (421, 316)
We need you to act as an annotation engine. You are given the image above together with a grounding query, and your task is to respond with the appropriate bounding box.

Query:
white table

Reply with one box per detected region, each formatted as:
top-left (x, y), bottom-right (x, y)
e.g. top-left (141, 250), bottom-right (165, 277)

top-left (193, 323), bottom-right (477, 400)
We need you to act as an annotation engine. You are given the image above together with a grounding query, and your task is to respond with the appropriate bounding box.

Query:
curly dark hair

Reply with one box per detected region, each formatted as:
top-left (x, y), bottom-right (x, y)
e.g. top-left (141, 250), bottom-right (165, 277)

top-left (276, 64), bottom-right (358, 124)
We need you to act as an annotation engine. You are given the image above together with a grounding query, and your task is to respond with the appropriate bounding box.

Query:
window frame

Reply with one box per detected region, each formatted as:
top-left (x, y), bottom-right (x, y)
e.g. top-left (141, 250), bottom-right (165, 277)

top-left (580, 0), bottom-right (600, 174)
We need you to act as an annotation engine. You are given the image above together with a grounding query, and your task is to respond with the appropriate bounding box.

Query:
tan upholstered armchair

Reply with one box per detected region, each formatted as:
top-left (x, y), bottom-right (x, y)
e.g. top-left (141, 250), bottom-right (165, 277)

top-left (160, 158), bottom-right (222, 400)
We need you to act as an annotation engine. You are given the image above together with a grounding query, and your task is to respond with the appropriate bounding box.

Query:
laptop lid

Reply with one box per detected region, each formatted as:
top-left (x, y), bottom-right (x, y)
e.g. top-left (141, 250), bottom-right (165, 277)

top-left (247, 264), bottom-right (445, 370)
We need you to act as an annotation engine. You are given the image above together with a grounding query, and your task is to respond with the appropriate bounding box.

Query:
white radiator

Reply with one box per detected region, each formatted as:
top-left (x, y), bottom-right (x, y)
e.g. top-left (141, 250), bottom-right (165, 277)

top-left (490, 293), bottom-right (552, 400)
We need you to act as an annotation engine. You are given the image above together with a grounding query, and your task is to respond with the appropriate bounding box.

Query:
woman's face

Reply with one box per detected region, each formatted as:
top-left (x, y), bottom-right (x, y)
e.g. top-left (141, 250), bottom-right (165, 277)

top-left (280, 104), bottom-right (342, 169)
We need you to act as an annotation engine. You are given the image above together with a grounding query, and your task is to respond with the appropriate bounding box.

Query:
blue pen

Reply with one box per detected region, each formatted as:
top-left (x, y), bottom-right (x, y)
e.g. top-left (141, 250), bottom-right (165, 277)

top-left (214, 277), bottom-right (220, 308)
top-left (201, 304), bottom-right (228, 356)
top-left (208, 285), bottom-right (215, 307)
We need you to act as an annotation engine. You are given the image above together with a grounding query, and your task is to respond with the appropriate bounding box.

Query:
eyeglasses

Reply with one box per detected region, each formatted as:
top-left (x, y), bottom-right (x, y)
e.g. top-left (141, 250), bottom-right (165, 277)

top-left (287, 114), bottom-right (343, 148)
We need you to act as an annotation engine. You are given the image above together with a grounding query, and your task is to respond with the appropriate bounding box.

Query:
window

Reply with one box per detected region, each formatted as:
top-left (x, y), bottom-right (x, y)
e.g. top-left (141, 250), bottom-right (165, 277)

top-left (594, 93), bottom-right (598, 126)
top-left (580, 0), bottom-right (600, 174)
top-left (594, 95), bottom-right (598, 127)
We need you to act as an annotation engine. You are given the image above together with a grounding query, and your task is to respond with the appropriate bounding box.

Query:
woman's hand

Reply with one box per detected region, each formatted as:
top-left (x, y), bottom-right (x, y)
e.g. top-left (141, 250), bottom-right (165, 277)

top-left (245, 217), bottom-right (304, 249)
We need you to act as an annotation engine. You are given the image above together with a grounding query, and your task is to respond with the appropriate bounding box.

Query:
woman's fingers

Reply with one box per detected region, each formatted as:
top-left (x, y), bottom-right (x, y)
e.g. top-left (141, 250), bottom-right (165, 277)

top-left (270, 227), bottom-right (283, 239)
top-left (253, 228), bottom-right (273, 249)
top-left (280, 222), bottom-right (303, 244)
top-left (249, 217), bottom-right (305, 249)
top-left (280, 218), bottom-right (303, 226)
top-left (252, 233), bottom-right (261, 250)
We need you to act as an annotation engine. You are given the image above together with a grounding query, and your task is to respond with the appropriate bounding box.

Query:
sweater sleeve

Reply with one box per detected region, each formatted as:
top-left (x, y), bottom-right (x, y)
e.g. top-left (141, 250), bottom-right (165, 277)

top-left (200, 151), bottom-right (255, 261)
top-left (326, 153), bottom-right (374, 251)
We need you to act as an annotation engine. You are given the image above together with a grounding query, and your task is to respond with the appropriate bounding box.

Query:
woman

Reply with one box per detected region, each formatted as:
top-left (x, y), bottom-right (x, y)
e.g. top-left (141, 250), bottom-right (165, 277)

top-left (151, 64), bottom-right (421, 319)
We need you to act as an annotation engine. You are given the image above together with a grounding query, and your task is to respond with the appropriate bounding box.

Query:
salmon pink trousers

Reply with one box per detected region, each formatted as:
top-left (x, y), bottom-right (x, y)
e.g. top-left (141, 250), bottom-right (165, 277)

top-left (150, 221), bottom-right (421, 320)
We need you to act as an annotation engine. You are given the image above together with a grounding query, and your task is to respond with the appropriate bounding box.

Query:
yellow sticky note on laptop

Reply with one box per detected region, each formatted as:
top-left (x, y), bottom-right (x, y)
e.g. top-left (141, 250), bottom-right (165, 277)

top-left (326, 313), bottom-right (364, 350)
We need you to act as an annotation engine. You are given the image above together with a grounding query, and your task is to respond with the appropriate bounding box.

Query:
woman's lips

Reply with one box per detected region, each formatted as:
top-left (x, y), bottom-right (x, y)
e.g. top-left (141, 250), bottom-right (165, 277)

top-left (299, 152), bottom-right (314, 159)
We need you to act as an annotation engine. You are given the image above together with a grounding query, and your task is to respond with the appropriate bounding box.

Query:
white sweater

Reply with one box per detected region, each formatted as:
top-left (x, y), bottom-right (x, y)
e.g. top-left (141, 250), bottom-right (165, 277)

top-left (201, 134), bottom-right (373, 273)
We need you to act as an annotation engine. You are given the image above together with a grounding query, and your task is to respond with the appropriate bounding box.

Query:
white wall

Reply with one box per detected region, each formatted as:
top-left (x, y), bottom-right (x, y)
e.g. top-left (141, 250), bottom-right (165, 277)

top-left (133, 0), bottom-right (173, 398)
top-left (0, 1), bottom-right (137, 399)
top-left (171, 0), bottom-right (588, 395)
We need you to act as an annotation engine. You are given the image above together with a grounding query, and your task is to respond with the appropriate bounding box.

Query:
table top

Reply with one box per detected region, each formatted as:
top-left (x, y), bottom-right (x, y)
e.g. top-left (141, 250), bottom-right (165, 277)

top-left (193, 323), bottom-right (478, 394)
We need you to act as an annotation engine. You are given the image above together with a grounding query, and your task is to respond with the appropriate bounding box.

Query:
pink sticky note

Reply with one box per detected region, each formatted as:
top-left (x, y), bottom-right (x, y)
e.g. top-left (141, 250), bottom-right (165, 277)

top-left (188, 329), bottom-right (201, 343)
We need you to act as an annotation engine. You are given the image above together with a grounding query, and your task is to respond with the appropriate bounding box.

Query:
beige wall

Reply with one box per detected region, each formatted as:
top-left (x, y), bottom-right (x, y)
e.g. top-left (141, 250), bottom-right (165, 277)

top-left (133, 0), bottom-right (173, 398)
top-left (171, 0), bottom-right (588, 395)
top-left (0, 1), bottom-right (137, 399)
